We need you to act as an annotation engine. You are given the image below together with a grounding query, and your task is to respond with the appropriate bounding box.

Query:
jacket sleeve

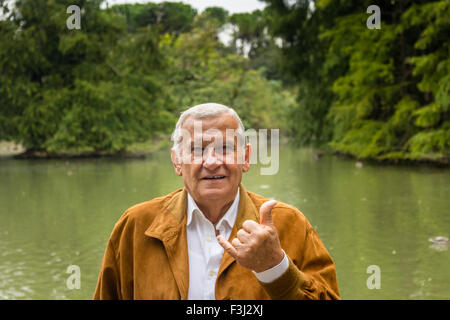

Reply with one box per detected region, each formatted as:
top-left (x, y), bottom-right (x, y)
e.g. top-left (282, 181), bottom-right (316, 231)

top-left (93, 239), bottom-right (121, 300)
top-left (258, 225), bottom-right (340, 300)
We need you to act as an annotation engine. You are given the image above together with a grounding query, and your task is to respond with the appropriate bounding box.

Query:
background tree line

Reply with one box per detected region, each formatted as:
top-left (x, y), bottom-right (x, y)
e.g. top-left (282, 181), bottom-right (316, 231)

top-left (0, 0), bottom-right (294, 155)
top-left (263, 0), bottom-right (449, 163)
top-left (0, 0), bottom-right (448, 163)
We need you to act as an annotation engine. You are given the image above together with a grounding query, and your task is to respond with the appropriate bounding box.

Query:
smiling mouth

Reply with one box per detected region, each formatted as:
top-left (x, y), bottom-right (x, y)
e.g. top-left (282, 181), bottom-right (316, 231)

top-left (203, 176), bottom-right (226, 180)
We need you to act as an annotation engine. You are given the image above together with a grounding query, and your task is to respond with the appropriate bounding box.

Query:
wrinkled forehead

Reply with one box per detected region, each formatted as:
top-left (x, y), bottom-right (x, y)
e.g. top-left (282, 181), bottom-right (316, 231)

top-left (181, 112), bottom-right (239, 131)
top-left (181, 114), bottom-right (240, 142)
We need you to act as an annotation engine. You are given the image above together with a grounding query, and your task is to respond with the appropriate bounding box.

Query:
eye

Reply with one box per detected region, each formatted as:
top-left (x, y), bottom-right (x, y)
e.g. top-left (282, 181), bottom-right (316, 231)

top-left (214, 145), bottom-right (231, 157)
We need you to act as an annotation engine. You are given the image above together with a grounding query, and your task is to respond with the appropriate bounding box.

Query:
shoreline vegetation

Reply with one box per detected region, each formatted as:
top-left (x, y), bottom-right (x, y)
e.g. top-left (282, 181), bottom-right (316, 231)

top-left (0, 138), bottom-right (171, 159)
top-left (0, 1), bottom-right (448, 165)
top-left (1, 140), bottom-right (448, 167)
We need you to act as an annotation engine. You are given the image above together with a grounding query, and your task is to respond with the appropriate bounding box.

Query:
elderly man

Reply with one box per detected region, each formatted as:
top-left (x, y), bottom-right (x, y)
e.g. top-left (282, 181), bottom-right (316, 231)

top-left (93, 103), bottom-right (340, 300)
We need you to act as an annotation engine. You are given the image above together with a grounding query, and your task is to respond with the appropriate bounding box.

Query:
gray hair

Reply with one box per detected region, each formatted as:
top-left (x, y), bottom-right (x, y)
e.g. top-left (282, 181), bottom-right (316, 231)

top-left (171, 103), bottom-right (246, 159)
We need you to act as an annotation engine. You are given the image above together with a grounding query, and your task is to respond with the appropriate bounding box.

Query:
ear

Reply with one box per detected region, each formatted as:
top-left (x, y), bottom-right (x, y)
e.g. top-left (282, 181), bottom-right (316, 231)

top-left (242, 143), bottom-right (251, 173)
top-left (171, 149), bottom-right (182, 176)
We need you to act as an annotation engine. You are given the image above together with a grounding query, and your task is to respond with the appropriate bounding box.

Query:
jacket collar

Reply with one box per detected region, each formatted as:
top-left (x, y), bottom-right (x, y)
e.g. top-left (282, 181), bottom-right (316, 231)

top-left (144, 184), bottom-right (259, 238)
top-left (186, 188), bottom-right (240, 230)
top-left (144, 188), bottom-right (187, 240)
top-left (143, 184), bottom-right (260, 299)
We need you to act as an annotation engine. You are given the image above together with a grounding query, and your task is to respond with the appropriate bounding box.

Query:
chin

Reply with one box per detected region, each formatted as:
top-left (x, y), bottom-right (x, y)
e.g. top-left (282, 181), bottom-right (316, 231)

top-left (199, 188), bottom-right (228, 200)
top-left (197, 183), bottom-right (237, 201)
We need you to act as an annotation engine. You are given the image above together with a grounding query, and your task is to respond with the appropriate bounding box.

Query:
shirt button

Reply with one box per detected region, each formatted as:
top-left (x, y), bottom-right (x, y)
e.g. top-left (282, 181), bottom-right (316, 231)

top-left (208, 270), bottom-right (215, 277)
top-left (206, 235), bottom-right (212, 242)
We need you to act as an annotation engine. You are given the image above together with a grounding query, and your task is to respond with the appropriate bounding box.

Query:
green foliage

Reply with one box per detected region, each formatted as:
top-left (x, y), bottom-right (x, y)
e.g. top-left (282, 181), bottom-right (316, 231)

top-left (226, 8), bottom-right (287, 83)
top-left (160, 18), bottom-right (296, 130)
top-left (112, 1), bottom-right (197, 34)
top-left (0, 0), bottom-right (294, 156)
top-left (406, 122), bottom-right (450, 159)
top-left (0, 0), bottom-right (175, 154)
top-left (45, 79), bottom-right (173, 152)
top-left (2, 0), bottom-right (447, 163)
top-left (264, 0), bottom-right (449, 162)
top-left (414, 103), bottom-right (441, 128)
top-left (263, 0), bottom-right (366, 146)
top-left (229, 11), bottom-right (267, 57)
top-left (202, 7), bottom-right (229, 26)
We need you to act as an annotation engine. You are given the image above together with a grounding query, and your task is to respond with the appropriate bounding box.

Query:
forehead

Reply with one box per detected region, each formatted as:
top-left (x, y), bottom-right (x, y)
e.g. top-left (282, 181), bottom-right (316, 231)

top-left (181, 112), bottom-right (240, 135)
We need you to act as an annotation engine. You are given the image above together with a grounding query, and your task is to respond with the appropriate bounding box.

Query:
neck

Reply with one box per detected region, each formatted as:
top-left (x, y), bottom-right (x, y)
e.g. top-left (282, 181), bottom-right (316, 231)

top-left (191, 188), bottom-right (239, 226)
top-left (197, 198), bottom-right (234, 226)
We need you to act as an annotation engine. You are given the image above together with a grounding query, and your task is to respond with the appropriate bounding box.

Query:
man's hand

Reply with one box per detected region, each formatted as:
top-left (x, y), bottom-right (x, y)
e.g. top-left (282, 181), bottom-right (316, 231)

top-left (217, 200), bottom-right (284, 273)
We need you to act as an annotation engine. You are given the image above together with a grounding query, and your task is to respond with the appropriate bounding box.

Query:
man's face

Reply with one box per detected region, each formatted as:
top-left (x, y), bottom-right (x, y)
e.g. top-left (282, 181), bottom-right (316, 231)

top-left (171, 113), bottom-right (250, 205)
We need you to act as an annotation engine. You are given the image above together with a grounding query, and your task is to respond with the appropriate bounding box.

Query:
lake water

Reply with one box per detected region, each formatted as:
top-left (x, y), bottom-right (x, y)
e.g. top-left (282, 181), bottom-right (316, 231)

top-left (0, 147), bottom-right (449, 299)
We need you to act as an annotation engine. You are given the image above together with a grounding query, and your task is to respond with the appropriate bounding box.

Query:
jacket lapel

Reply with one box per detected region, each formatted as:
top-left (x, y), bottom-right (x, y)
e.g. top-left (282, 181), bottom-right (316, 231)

top-left (217, 184), bottom-right (260, 279)
top-left (144, 188), bottom-right (189, 300)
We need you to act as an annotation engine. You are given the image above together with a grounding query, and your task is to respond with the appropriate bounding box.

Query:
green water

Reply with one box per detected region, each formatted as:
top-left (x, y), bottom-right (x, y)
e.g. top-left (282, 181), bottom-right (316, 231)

top-left (0, 147), bottom-right (449, 299)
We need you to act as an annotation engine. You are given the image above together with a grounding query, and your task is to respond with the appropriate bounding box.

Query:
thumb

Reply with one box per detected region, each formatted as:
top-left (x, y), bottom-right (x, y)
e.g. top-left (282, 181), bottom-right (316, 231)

top-left (259, 200), bottom-right (277, 226)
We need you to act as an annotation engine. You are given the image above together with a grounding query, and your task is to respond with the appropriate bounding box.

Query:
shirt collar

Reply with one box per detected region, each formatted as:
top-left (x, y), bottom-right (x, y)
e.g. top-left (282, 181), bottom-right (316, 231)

top-left (186, 188), bottom-right (240, 229)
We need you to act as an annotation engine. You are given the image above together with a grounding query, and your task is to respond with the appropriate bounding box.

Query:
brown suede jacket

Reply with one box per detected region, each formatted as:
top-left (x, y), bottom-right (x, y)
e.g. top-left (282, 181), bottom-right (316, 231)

top-left (93, 184), bottom-right (340, 300)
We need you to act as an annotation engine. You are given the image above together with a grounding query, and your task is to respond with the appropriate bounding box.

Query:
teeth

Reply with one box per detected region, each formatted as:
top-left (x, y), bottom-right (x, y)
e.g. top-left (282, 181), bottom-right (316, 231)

top-left (205, 176), bottom-right (225, 179)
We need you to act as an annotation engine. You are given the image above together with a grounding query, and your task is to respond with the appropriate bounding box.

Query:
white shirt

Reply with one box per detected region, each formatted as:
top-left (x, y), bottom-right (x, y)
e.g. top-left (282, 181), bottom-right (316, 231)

top-left (186, 188), bottom-right (289, 300)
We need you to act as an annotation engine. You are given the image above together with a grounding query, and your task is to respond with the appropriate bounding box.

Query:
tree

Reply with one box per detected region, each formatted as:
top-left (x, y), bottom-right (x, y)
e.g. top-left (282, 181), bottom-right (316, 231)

top-left (226, 8), bottom-right (286, 82)
top-left (0, 0), bottom-right (174, 155)
top-left (159, 15), bottom-right (295, 130)
top-left (112, 1), bottom-right (197, 34)
top-left (263, 0), bottom-right (449, 162)
top-left (262, 0), bottom-right (353, 145)
top-left (399, 1), bottom-right (450, 160)
top-left (202, 6), bottom-right (229, 26)
top-left (326, 0), bottom-right (449, 161)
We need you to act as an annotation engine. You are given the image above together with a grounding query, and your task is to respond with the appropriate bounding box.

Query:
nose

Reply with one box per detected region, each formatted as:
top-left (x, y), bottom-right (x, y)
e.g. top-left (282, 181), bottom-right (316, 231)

top-left (203, 146), bottom-right (222, 170)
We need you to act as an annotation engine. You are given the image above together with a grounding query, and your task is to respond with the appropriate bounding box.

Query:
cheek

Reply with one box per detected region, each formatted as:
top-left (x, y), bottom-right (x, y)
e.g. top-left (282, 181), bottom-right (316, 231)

top-left (226, 165), bottom-right (243, 180)
top-left (182, 165), bottom-right (201, 182)
top-left (223, 152), bottom-right (236, 164)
